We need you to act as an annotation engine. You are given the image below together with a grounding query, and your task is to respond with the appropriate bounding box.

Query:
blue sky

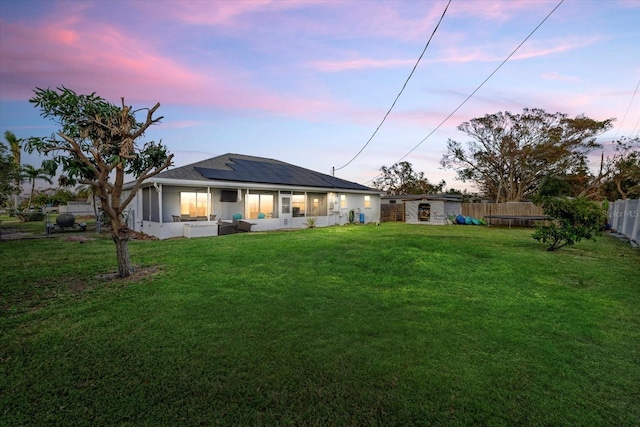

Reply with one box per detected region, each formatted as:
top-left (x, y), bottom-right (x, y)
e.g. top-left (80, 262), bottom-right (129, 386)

top-left (1, 0), bottom-right (639, 191)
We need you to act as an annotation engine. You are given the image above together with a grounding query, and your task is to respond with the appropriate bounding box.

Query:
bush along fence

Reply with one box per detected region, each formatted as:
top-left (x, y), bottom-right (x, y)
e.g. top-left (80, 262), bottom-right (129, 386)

top-left (608, 199), bottom-right (640, 247)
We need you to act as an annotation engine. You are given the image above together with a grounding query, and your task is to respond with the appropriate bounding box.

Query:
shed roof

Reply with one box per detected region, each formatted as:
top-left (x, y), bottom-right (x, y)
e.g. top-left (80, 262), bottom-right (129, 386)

top-left (147, 153), bottom-right (378, 192)
top-left (382, 193), bottom-right (463, 202)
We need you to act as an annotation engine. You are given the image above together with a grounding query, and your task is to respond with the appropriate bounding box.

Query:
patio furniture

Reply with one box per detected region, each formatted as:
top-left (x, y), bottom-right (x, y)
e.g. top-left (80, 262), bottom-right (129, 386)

top-left (217, 219), bottom-right (256, 235)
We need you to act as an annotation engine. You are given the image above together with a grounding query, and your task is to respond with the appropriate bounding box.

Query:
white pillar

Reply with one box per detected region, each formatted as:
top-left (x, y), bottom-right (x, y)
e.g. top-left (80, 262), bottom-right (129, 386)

top-left (157, 183), bottom-right (163, 225)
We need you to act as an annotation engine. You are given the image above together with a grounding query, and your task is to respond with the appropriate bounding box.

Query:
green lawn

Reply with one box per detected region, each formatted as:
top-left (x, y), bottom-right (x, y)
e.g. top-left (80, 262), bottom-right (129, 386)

top-left (1, 223), bottom-right (639, 425)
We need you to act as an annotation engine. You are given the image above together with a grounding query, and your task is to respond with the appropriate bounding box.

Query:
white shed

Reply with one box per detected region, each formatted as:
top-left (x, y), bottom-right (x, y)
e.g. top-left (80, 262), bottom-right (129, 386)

top-left (403, 196), bottom-right (462, 225)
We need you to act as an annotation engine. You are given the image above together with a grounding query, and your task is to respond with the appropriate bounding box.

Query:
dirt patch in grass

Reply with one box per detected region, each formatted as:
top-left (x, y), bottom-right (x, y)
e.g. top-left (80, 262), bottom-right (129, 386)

top-left (0, 228), bottom-right (43, 240)
top-left (3, 266), bottom-right (163, 317)
top-left (64, 235), bottom-right (95, 243)
top-left (95, 265), bottom-right (163, 282)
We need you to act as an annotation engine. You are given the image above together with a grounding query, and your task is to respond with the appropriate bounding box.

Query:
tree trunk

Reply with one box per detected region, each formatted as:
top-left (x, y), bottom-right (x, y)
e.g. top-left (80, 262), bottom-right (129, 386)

top-left (615, 178), bottom-right (627, 200)
top-left (112, 225), bottom-right (134, 277)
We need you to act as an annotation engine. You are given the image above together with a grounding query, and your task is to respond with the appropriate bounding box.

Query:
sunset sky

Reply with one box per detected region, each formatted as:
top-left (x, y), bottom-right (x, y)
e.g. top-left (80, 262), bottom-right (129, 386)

top-left (1, 0), bottom-right (639, 191)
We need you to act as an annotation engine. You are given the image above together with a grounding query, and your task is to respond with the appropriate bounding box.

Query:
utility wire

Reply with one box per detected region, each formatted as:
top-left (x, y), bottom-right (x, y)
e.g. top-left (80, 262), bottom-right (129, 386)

top-left (364, 0), bottom-right (564, 184)
top-left (614, 78), bottom-right (640, 139)
top-left (631, 114), bottom-right (640, 138)
top-left (333, 0), bottom-right (452, 173)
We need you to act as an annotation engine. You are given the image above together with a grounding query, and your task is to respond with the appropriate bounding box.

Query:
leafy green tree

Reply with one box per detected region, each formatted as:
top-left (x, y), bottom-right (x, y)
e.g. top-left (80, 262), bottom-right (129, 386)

top-left (0, 141), bottom-right (20, 208)
top-left (30, 187), bottom-right (76, 208)
top-left (26, 87), bottom-right (173, 277)
top-left (372, 161), bottom-right (445, 195)
top-left (538, 174), bottom-right (573, 197)
top-left (531, 196), bottom-right (606, 251)
top-left (441, 108), bottom-right (613, 202)
top-left (20, 164), bottom-right (53, 211)
top-left (4, 131), bottom-right (23, 208)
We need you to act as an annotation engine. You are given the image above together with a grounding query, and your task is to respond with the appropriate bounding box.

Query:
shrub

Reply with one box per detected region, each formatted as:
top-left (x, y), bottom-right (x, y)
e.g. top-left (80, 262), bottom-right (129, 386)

top-left (13, 209), bottom-right (45, 222)
top-left (532, 196), bottom-right (606, 251)
top-left (304, 217), bottom-right (318, 228)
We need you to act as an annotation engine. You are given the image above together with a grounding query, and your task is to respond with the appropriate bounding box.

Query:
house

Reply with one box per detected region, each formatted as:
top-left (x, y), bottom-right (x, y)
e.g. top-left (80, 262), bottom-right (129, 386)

top-left (123, 153), bottom-right (382, 239)
top-left (381, 194), bottom-right (462, 225)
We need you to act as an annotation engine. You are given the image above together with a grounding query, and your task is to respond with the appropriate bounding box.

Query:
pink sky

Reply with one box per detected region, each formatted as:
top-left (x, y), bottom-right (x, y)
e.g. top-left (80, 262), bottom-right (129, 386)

top-left (1, 0), bottom-right (639, 190)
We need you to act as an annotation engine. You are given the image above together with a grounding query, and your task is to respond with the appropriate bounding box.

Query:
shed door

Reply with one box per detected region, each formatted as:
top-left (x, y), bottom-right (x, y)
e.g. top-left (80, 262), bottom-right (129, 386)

top-left (418, 203), bottom-right (430, 222)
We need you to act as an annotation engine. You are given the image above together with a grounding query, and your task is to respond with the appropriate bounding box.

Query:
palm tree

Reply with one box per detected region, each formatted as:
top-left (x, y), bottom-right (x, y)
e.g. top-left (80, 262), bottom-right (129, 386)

top-left (4, 131), bottom-right (22, 208)
top-left (20, 164), bottom-right (53, 211)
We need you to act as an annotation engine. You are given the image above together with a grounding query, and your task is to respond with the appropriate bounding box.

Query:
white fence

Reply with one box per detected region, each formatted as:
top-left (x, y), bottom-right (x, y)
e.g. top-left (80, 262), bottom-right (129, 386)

top-left (609, 199), bottom-right (639, 245)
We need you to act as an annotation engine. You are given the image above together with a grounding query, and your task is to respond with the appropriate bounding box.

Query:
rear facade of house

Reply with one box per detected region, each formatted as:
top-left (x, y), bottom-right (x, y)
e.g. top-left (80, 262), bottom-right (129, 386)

top-left (123, 153), bottom-right (382, 239)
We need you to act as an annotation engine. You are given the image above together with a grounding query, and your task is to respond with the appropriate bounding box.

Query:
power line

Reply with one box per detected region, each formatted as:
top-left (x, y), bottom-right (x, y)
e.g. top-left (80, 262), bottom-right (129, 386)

top-left (631, 114), bottom-right (640, 138)
top-left (364, 0), bottom-right (565, 185)
top-left (333, 0), bottom-right (452, 174)
top-left (614, 78), bottom-right (640, 139)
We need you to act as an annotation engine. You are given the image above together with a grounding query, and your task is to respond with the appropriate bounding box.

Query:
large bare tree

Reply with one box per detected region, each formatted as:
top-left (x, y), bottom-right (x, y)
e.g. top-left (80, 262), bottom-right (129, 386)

top-left (372, 161), bottom-right (445, 195)
top-left (601, 137), bottom-right (640, 200)
top-left (441, 108), bottom-right (613, 202)
top-left (27, 87), bottom-right (173, 277)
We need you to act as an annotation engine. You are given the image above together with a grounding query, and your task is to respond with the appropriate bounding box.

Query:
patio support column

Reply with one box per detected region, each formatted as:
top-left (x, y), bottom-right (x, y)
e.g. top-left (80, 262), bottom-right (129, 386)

top-left (155, 183), bottom-right (163, 225)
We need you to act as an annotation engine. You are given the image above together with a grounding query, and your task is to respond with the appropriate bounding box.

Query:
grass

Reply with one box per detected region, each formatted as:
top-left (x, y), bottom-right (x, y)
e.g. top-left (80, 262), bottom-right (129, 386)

top-left (1, 222), bottom-right (639, 425)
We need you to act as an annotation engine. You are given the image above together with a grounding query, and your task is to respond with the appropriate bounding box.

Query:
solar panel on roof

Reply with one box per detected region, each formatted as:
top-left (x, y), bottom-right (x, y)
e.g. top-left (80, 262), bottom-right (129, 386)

top-left (193, 157), bottom-right (374, 191)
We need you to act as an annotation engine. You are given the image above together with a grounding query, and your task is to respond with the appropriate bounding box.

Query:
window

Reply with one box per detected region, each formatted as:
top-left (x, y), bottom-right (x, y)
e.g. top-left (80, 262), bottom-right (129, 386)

top-left (292, 193), bottom-right (306, 217)
top-left (340, 194), bottom-right (347, 209)
top-left (180, 192), bottom-right (209, 217)
top-left (245, 193), bottom-right (275, 219)
top-left (364, 195), bottom-right (371, 209)
top-left (307, 193), bottom-right (327, 216)
top-left (282, 196), bottom-right (290, 214)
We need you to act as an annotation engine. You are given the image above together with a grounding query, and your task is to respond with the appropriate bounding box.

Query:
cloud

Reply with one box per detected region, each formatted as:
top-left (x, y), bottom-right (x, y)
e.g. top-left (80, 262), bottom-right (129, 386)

top-left (433, 37), bottom-right (599, 64)
top-left (308, 34), bottom-right (599, 74)
top-left (162, 0), bottom-right (448, 44)
top-left (541, 72), bottom-right (581, 82)
top-left (161, 120), bottom-right (206, 129)
top-left (617, 0), bottom-right (640, 9)
top-left (309, 58), bottom-right (415, 72)
top-left (449, 0), bottom-right (551, 21)
top-left (0, 13), bottom-right (338, 120)
top-left (156, 0), bottom-right (328, 28)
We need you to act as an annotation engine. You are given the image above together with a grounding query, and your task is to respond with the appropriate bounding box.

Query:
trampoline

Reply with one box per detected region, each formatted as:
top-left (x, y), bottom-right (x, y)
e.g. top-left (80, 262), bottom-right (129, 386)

top-left (483, 215), bottom-right (551, 228)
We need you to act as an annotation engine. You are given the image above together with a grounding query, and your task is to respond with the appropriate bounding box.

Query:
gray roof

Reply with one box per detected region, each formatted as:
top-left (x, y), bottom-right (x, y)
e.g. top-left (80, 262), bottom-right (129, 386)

top-left (153, 153), bottom-right (378, 192)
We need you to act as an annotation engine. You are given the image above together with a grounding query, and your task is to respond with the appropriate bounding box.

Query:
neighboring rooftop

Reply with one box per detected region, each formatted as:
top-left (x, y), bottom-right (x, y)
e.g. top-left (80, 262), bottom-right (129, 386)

top-left (382, 194), bottom-right (463, 202)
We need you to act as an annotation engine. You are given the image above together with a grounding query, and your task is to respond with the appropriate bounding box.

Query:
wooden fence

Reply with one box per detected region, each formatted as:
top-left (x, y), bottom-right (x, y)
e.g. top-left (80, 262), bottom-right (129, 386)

top-left (381, 203), bottom-right (405, 222)
top-left (382, 201), bottom-right (545, 226)
top-left (462, 202), bottom-right (545, 227)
